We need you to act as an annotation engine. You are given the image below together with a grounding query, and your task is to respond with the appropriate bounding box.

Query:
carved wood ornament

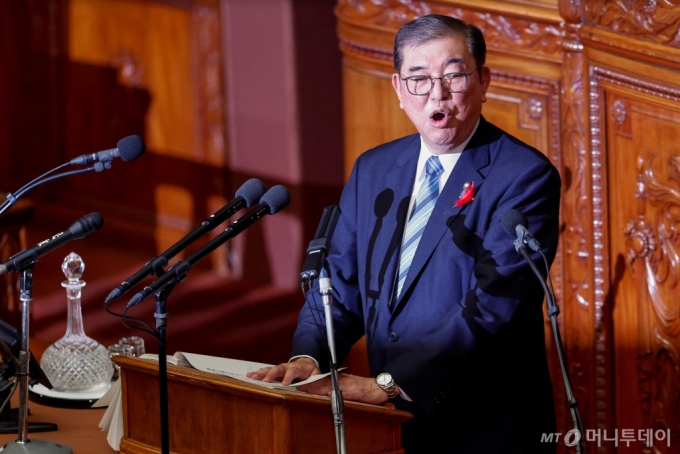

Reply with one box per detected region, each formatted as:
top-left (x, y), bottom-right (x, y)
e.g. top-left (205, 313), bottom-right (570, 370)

top-left (635, 329), bottom-right (680, 444)
top-left (337, 0), bottom-right (563, 61)
top-left (589, 66), bottom-right (613, 439)
top-left (584, 0), bottom-right (680, 47)
top-left (559, 6), bottom-right (601, 437)
top-left (625, 155), bottom-right (680, 335)
top-left (191, 4), bottom-right (225, 167)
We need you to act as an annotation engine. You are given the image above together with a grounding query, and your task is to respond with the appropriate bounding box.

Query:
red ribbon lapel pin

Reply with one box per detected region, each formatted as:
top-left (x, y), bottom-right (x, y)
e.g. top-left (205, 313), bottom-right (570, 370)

top-left (454, 181), bottom-right (475, 208)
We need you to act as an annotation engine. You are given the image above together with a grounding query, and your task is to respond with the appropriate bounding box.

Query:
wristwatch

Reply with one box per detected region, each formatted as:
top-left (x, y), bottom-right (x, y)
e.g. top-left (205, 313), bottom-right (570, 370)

top-left (376, 373), bottom-right (400, 399)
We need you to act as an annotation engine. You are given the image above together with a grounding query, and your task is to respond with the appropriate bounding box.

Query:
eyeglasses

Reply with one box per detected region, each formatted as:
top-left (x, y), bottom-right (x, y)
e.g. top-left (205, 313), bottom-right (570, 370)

top-left (399, 69), bottom-right (478, 96)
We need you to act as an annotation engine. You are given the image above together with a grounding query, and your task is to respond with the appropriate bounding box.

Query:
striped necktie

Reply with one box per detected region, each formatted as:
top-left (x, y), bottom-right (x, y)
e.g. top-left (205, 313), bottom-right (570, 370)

top-left (395, 155), bottom-right (444, 299)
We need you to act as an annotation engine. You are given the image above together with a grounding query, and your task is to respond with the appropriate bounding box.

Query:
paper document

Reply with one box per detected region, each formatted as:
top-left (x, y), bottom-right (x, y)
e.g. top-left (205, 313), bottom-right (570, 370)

top-left (95, 379), bottom-right (123, 451)
top-left (141, 352), bottom-right (338, 392)
top-left (92, 378), bottom-right (120, 408)
top-left (179, 352), bottom-right (339, 392)
top-left (139, 352), bottom-right (191, 367)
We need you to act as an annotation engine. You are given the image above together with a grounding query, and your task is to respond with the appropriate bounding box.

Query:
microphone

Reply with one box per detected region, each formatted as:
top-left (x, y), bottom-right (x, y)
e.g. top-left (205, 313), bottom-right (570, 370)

top-left (69, 135), bottom-right (146, 166)
top-left (0, 136), bottom-right (146, 220)
top-left (104, 178), bottom-right (267, 304)
top-left (126, 185), bottom-right (291, 307)
top-left (300, 205), bottom-right (341, 282)
top-left (0, 212), bottom-right (104, 275)
top-left (501, 209), bottom-right (541, 252)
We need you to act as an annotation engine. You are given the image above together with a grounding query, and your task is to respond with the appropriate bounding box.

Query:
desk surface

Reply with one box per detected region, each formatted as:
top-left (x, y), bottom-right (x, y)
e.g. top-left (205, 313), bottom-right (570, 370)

top-left (0, 397), bottom-right (114, 453)
top-left (0, 340), bottom-right (115, 453)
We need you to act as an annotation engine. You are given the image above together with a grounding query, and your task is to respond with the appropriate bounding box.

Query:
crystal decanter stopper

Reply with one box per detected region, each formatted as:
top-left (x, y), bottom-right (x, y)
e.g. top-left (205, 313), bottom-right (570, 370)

top-left (40, 252), bottom-right (112, 391)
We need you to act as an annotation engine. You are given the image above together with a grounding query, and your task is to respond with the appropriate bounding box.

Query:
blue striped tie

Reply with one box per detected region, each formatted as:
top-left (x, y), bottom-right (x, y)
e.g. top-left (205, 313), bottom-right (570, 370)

top-left (395, 155), bottom-right (443, 299)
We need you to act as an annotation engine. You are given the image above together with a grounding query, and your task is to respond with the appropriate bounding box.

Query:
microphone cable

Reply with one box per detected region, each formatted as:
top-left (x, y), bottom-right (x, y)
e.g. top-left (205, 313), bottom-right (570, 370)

top-left (105, 298), bottom-right (160, 339)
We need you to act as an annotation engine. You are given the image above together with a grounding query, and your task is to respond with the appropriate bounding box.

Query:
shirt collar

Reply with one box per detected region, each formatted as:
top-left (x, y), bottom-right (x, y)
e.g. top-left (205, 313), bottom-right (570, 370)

top-left (415, 118), bottom-right (480, 186)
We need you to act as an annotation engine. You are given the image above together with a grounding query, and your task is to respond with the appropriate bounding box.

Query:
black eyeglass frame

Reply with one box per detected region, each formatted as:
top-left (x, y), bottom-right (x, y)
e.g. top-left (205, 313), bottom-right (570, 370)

top-left (398, 68), bottom-right (482, 96)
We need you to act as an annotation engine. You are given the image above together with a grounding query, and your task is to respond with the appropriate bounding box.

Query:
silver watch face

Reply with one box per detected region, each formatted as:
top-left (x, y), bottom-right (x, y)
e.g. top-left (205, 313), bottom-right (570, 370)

top-left (377, 373), bottom-right (392, 386)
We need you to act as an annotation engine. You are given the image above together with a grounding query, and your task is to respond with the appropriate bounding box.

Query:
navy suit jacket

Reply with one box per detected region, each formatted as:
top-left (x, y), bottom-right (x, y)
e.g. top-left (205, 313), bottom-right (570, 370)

top-left (292, 117), bottom-right (560, 453)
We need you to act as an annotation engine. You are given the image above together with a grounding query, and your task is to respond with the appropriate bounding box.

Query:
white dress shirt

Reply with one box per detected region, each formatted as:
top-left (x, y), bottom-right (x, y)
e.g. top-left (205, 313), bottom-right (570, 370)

top-left (405, 118), bottom-right (480, 218)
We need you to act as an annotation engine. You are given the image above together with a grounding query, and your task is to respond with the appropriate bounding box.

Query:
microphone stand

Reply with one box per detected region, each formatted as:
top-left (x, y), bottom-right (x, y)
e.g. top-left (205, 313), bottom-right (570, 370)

top-left (153, 283), bottom-right (173, 454)
top-left (118, 259), bottom-right (177, 454)
top-left (119, 190), bottom-right (289, 452)
top-left (123, 225), bottom-right (247, 453)
top-left (0, 345), bottom-right (57, 435)
top-left (1, 268), bottom-right (73, 453)
top-left (514, 240), bottom-right (586, 454)
top-left (318, 266), bottom-right (347, 454)
top-left (0, 165), bottom-right (104, 219)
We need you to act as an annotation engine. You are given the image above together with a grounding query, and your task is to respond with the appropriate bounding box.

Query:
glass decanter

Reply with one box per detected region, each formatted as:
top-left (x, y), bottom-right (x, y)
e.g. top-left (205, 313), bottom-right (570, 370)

top-left (40, 252), bottom-right (112, 391)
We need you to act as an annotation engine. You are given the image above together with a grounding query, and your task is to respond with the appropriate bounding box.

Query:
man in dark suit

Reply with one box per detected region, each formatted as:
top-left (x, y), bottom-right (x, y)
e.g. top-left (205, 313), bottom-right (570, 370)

top-left (249, 14), bottom-right (560, 453)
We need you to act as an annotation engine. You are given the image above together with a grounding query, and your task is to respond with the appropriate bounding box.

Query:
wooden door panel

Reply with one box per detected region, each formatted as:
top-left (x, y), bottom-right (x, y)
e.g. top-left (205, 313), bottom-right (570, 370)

top-left (606, 87), bottom-right (680, 448)
top-left (484, 80), bottom-right (554, 157)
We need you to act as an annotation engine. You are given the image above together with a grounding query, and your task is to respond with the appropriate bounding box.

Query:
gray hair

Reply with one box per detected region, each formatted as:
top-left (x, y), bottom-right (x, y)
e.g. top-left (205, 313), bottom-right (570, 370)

top-left (393, 14), bottom-right (486, 73)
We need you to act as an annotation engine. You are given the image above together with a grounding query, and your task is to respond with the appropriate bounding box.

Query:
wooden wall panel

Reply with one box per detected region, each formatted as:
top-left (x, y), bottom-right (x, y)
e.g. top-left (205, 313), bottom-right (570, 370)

top-left (599, 75), bottom-right (680, 450)
top-left (0, 0), bottom-right (230, 260)
top-left (68, 0), bottom-right (196, 161)
top-left (483, 73), bottom-right (558, 159)
top-left (484, 88), bottom-right (547, 151)
top-left (0, 0), bottom-right (68, 191)
top-left (49, 0), bottom-right (229, 258)
top-left (341, 58), bottom-right (416, 178)
top-left (0, 0), bottom-right (345, 299)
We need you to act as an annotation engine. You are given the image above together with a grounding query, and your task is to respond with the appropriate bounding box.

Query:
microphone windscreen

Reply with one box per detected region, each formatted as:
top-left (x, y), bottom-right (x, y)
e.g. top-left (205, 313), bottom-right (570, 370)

top-left (501, 209), bottom-right (527, 236)
top-left (68, 212), bottom-right (103, 239)
top-left (261, 185), bottom-right (291, 214)
top-left (236, 179), bottom-right (267, 208)
top-left (79, 212), bottom-right (105, 233)
top-left (116, 135), bottom-right (146, 162)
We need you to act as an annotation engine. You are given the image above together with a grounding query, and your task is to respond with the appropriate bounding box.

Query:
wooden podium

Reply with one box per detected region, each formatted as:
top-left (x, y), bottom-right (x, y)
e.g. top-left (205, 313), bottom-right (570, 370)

top-left (115, 356), bottom-right (412, 454)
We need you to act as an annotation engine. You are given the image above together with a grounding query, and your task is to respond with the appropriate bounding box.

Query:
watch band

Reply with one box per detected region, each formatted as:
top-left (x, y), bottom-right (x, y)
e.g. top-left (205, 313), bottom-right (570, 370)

top-left (384, 384), bottom-right (400, 399)
top-left (376, 373), bottom-right (400, 399)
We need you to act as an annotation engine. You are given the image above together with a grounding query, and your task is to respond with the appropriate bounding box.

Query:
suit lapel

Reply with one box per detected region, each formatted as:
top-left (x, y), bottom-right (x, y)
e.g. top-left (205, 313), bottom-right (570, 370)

top-left (391, 122), bottom-right (492, 315)
top-left (366, 137), bottom-right (419, 307)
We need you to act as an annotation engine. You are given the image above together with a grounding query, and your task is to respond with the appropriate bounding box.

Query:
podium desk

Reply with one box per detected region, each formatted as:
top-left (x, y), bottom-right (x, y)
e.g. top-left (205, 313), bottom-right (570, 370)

top-left (116, 356), bottom-right (412, 454)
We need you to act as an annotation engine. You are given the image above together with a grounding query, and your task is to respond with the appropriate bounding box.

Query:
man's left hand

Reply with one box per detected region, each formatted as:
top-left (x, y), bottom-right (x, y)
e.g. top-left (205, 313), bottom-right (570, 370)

top-left (297, 373), bottom-right (394, 405)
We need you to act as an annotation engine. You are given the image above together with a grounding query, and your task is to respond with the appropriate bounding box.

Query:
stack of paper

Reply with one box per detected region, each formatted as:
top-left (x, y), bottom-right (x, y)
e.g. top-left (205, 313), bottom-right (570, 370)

top-left (93, 379), bottom-right (123, 451)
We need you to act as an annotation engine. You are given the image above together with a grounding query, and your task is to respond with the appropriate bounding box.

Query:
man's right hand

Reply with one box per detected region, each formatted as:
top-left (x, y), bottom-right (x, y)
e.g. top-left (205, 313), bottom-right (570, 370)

top-left (246, 357), bottom-right (320, 386)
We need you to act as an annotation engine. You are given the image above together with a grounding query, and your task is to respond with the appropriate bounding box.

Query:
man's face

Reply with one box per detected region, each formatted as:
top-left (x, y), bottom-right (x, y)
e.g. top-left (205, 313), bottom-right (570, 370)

top-left (392, 35), bottom-right (490, 155)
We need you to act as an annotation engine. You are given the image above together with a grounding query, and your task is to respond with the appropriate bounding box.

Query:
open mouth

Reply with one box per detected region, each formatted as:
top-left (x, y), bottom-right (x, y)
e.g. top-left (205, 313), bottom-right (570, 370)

top-left (430, 110), bottom-right (450, 126)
